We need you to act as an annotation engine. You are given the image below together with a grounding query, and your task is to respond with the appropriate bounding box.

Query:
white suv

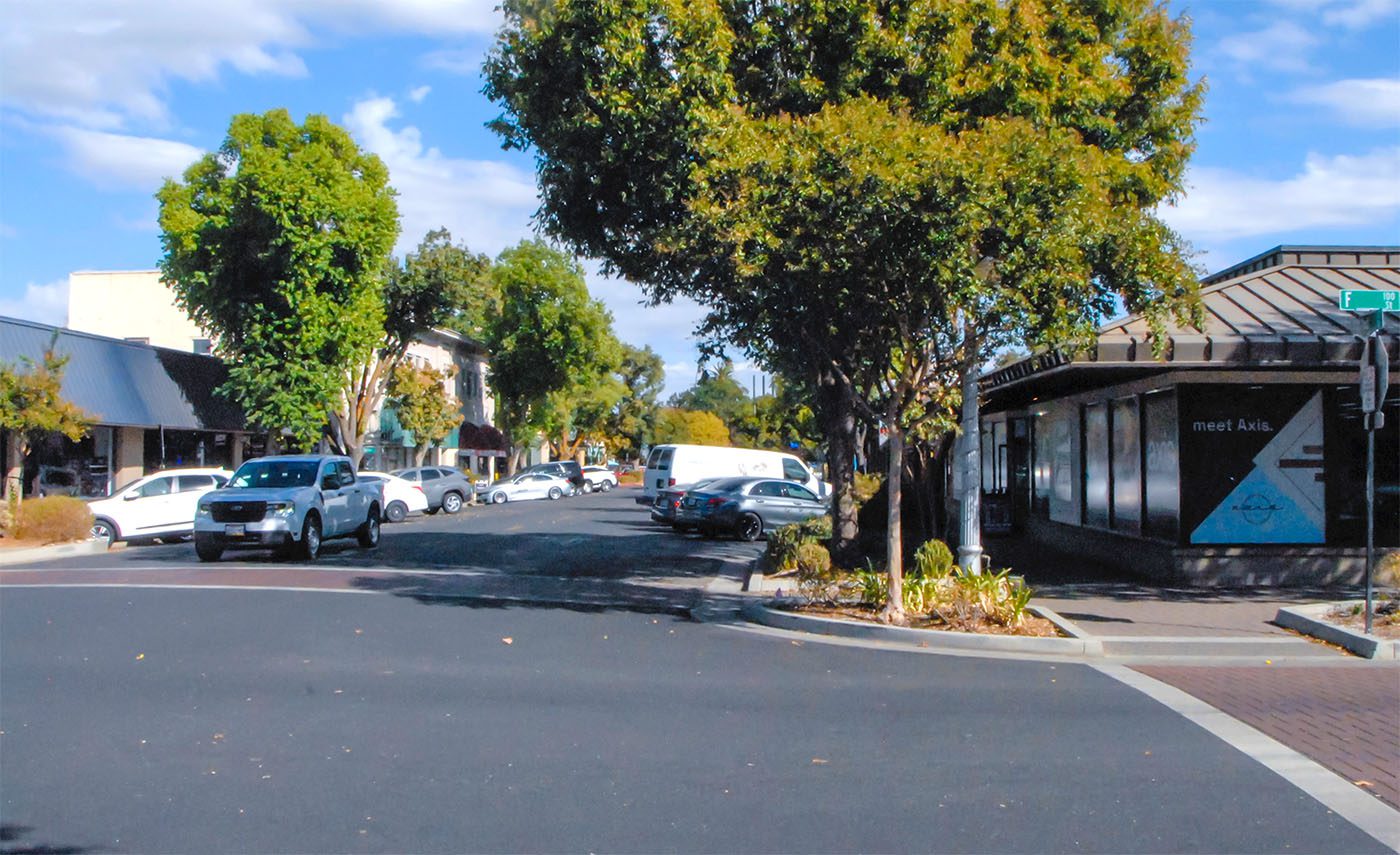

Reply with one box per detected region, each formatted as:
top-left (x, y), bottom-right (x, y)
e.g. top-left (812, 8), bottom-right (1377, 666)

top-left (88, 468), bottom-right (232, 546)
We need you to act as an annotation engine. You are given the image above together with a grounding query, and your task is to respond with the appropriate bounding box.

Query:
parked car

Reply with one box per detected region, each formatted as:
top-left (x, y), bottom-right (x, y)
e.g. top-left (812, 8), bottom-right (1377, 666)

top-left (677, 476), bottom-right (828, 541)
top-left (651, 477), bottom-right (722, 529)
top-left (482, 472), bottom-right (573, 504)
top-left (35, 465), bottom-right (81, 498)
top-left (520, 461), bottom-right (588, 494)
top-left (641, 444), bottom-right (825, 505)
top-left (193, 455), bottom-right (383, 562)
top-left (87, 467), bottom-right (233, 545)
top-left (355, 471), bottom-right (428, 522)
top-left (390, 466), bottom-right (475, 514)
top-left (581, 466), bottom-right (619, 493)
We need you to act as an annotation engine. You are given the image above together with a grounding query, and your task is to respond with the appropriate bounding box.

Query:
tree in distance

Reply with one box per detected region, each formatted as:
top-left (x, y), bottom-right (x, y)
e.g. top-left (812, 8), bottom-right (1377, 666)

top-left (0, 339), bottom-right (92, 511)
top-left (653, 408), bottom-right (731, 447)
top-left (387, 363), bottom-right (463, 467)
top-left (605, 343), bottom-right (666, 461)
top-left (668, 359), bottom-right (750, 434)
top-left (483, 240), bottom-right (619, 472)
top-left (487, 0), bottom-right (1205, 613)
top-left (330, 229), bottom-right (492, 467)
top-left (157, 109), bottom-right (399, 453)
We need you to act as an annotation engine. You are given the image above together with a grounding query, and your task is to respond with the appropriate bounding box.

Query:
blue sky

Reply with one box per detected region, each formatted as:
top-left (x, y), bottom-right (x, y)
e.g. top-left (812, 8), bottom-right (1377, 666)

top-left (2, 0), bottom-right (1398, 397)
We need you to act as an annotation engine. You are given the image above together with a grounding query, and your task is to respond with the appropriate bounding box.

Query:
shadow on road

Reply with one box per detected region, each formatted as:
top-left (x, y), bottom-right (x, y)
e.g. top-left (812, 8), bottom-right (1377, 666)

top-left (0, 824), bottom-right (94, 855)
top-left (348, 572), bottom-right (702, 619)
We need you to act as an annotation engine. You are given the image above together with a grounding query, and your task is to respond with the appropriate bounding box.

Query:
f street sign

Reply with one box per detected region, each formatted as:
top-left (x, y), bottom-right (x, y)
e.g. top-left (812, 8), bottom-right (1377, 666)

top-left (1339, 289), bottom-right (1400, 311)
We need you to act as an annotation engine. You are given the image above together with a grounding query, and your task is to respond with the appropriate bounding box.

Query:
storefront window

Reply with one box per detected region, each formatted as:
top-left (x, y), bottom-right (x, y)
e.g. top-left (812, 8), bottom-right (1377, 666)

top-left (1083, 403), bottom-right (1110, 528)
top-left (1143, 390), bottom-right (1179, 541)
top-left (1112, 397), bottom-right (1141, 534)
top-left (1032, 415), bottom-right (1051, 516)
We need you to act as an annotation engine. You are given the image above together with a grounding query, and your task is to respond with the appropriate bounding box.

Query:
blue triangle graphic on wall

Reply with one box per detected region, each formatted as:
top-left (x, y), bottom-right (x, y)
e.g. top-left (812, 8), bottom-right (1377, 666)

top-left (1190, 466), bottom-right (1325, 544)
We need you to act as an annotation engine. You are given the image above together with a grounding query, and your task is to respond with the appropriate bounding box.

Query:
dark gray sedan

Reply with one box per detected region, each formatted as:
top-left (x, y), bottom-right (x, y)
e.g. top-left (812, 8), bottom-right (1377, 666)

top-left (390, 466), bottom-right (475, 514)
top-left (678, 477), bottom-right (828, 541)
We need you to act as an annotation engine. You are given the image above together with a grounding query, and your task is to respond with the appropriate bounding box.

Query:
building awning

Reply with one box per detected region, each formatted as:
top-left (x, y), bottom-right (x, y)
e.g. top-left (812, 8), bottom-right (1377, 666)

top-left (983, 246), bottom-right (1400, 397)
top-left (0, 316), bottom-right (246, 431)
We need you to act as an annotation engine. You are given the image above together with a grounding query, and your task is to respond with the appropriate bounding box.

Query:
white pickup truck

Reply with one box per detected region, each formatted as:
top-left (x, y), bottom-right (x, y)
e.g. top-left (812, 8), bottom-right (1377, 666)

top-left (193, 455), bottom-right (383, 562)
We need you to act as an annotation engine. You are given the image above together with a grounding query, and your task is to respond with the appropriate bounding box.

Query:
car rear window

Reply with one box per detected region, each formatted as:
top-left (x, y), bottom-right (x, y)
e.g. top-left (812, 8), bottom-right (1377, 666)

top-left (656, 448), bottom-right (674, 471)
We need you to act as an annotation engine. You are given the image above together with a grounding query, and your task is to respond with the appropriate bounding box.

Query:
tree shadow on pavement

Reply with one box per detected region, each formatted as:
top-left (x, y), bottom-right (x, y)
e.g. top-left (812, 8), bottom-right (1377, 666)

top-left (0, 824), bottom-right (94, 855)
top-left (348, 572), bottom-right (702, 619)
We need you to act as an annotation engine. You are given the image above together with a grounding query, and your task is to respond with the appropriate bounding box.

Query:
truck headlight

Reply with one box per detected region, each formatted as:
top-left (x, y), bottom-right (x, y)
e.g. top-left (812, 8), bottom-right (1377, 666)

top-left (197, 503), bottom-right (211, 516)
top-left (268, 501), bottom-right (295, 516)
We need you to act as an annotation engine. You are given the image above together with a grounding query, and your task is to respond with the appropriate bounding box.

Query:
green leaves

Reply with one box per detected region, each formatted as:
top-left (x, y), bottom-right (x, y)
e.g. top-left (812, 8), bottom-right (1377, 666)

top-left (157, 109), bottom-right (399, 449)
top-left (0, 342), bottom-right (92, 444)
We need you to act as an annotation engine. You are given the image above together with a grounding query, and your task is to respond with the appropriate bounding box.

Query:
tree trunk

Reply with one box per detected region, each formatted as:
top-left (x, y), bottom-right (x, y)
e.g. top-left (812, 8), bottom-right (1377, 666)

top-left (956, 341), bottom-right (983, 574)
top-left (4, 433), bottom-right (26, 505)
top-left (414, 444), bottom-right (430, 467)
top-left (882, 423), bottom-right (907, 625)
top-left (816, 368), bottom-right (860, 567)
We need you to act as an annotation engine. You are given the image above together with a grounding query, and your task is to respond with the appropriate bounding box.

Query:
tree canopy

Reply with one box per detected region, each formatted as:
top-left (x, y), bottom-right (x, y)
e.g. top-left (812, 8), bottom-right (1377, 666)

top-left (605, 343), bottom-right (666, 460)
top-left (653, 407), bottom-right (730, 447)
top-left (483, 240), bottom-right (619, 470)
top-left (157, 109), bottom-right (399, 451)
top-left (486, 0), bottom-right (1205, 571)
top-left (387, 363), bottom-right (463, 467)
top-left (0, 342), bottom-right (92, 502)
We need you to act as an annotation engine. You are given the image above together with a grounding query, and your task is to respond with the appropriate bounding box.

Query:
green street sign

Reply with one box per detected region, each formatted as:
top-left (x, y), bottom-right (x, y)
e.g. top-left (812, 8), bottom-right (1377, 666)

top-left (1339, 290), bottom-right (1400, 311)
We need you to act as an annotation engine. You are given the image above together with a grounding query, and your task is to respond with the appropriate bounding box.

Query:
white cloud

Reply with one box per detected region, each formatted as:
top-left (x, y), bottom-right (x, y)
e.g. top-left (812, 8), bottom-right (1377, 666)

top-left (1267, 0), bottom-right (1400, 29)
top-left (49, 126), bottom-right (204, 191)
top-left (1215, 21), bottom-right (1318, 75)
top-left (1289, 78), bottom-right (1400, 127)
top-left (421, 47), bottom-right (480, 76)
top-left (408, 85), bottom-right (432, 103)
top-left (0, 279), bottom-right (69, 327)
top-left (2, 1), bottom-right (499, 129)
top-left (1160, 146), bottom-right (1400, 240)
top-left (343, 95), bottom-right (539, 258)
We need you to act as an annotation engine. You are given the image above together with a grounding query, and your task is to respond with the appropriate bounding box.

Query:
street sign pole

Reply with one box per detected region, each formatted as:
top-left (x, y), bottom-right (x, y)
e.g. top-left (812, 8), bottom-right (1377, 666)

top-left (1340, 292), bottom-right (1395, 635)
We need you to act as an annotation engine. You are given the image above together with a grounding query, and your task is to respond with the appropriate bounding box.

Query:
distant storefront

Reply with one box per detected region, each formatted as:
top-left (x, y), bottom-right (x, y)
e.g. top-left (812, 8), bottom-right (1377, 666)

top-left (1, 317), bottom-right (249, 497)
top-left (979, 246), bottom-right (1399, 586)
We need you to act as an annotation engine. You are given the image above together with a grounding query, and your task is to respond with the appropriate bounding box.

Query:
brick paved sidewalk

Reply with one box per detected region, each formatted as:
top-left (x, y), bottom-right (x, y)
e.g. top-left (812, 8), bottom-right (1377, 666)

top-left (1135, 664), bottom-right (1400, 811)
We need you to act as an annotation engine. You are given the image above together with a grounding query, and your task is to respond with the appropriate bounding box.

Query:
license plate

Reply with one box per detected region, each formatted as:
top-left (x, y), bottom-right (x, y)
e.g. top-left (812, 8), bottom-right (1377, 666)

top-left (224, 524), bottom-right (245, 536)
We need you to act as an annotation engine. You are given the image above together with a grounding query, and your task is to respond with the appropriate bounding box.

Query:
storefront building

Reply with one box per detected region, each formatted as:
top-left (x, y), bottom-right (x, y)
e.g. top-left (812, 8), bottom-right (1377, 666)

top-left (979, 246), bottom-right (1399, 586)
top-left (1, 317), bottom-right (249, 497)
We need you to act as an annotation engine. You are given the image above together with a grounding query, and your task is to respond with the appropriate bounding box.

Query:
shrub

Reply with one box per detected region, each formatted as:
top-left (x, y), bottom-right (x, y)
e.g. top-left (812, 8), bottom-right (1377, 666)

top-left (796, 543), bottom-right (839, 602)
top-left (853, 568), bottom-right (887, 607)
top-left (617, 469), bottom-right (644, 485)
top-left (1377, 550), bottom-right (1400, 589)
top-left (765, 515), bottom-right (834, 572)
top-left (14, 496), bottom-right (93, 544)
top-left (912, 539), bottom-right (955, 580)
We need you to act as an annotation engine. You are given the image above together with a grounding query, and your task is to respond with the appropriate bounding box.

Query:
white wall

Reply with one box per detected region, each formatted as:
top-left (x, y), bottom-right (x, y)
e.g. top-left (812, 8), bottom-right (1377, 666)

top-left (67, 270), bottom-right (206, 351)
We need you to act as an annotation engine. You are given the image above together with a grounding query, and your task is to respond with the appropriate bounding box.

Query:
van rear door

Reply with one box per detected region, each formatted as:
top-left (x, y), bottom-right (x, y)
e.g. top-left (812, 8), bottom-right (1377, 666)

top-left (643, 446), bottom-right (676, 500)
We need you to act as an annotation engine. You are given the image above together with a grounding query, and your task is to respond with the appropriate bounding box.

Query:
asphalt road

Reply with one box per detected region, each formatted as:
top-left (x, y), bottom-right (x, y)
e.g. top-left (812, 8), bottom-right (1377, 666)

top-left (0, 490), bottom-right (1390, 853)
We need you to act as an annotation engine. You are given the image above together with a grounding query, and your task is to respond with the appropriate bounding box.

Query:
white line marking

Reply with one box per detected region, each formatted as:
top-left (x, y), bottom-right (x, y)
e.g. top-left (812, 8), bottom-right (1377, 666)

top-left (1095, 663), bottom-right (1400, 853)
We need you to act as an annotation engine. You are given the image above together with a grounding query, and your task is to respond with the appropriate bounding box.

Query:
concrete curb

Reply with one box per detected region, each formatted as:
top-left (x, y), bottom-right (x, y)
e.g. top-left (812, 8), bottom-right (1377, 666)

top-left (1275, 602), bottom-right (1399, 660)
top-left (0, 539), bottom-right (109, 566)
top-left (740, 599), bottom-right (1102, 657)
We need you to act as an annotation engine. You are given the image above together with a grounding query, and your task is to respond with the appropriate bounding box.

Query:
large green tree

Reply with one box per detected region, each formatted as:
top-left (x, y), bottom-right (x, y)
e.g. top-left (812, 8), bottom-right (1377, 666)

top-left (0, 342), bottom-right (92, 507)
top-left (606, 343), bottom-right (666, 460)
top-left (387, 363), bottom-right (463, 467)
top-left (483, 240), bottom-right (618, 472)
top-left (157, 109), bottom-right (400, 452)
top-left (486, 0), bottom-right (1204, 578)
top-left (330, 229), bottom-right (492, 467)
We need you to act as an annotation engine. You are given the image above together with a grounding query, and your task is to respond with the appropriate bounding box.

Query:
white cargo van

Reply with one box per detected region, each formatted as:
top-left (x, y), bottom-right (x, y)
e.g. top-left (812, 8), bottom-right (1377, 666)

top-left (640, 444), bottom-right (825, 503)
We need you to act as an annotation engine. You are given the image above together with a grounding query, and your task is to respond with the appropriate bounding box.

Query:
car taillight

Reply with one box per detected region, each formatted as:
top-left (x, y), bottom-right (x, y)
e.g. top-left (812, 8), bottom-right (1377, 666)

top-left (668, 478), bottom-right (676, 486)
top-left (672, 497), bottom-right (681, 509)
top-left (706, 497), bottom-right (724, 507)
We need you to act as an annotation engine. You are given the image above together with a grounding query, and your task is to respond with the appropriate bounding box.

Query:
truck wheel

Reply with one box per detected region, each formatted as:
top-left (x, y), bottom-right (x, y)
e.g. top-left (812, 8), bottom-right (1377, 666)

top-left (194, 534), bottom-right (223, 563)
top-left (299, 514), bottom-right (322, 561)
top-left (385, 501), bottom-right (407, 523)
top-left (357, 507), bottom-right (381, 548)
top-left (442, 491), bottom-right (464, 514)
top-left (736, 513), bottom-right (763, 542)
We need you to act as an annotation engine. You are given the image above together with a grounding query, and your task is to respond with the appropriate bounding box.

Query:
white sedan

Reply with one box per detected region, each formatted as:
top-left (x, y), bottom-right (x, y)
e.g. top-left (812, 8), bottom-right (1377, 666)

top-left (87, 467), bottom-right (233, 545)
top-left (356, 471), bottom-right (429, 522)
top-left (482, 472), bottom-right (572, 504)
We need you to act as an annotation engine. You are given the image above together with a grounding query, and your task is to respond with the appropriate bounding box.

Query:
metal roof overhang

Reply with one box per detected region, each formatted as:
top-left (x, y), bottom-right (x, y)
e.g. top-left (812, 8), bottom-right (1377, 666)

top-left (0, 317), bottom-right (245, 431)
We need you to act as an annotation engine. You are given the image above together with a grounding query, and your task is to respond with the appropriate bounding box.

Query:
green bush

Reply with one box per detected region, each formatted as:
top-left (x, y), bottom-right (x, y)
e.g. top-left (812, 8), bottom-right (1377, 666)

top-left (14, 496), bottom-right (93, 544)
top-left (912, 539), bottom-right (955, 580)
top-left (796, 543), bottom-right (839, 603)
top-left (765, 514), bottom-right (833, 572)
top-left (853, 568), bottom-right (887, 607)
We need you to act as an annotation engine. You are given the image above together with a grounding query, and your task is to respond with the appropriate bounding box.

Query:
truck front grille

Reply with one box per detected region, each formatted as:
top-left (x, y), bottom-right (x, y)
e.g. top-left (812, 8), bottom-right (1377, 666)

top-left (210, 501), bottom-right (267, 523)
